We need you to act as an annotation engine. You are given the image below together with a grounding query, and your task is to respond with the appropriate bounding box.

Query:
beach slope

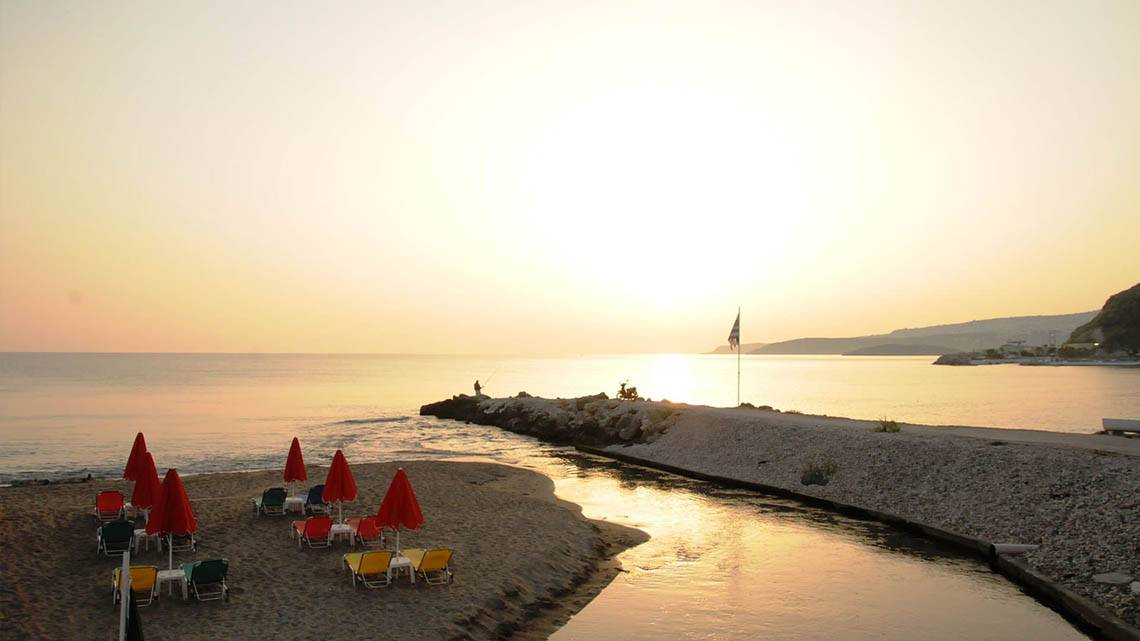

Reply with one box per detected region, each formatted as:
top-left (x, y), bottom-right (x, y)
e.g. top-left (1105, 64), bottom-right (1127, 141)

top-left (0, 460), bottom-right (645, 641)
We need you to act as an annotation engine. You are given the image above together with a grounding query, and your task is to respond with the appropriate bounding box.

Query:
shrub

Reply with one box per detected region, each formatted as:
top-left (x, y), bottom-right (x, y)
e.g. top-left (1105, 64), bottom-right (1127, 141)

top-left (874, 418), bottom-right (900, 433)
top-left (801, 460), bottom-right (838, 486)
top-left (785, 409), bottom-right (803, 415)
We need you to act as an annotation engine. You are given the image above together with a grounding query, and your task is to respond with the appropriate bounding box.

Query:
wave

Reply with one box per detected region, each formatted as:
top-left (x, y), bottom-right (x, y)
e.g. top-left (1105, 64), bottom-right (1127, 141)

top-left (329, 416), bottom-right (410, 426)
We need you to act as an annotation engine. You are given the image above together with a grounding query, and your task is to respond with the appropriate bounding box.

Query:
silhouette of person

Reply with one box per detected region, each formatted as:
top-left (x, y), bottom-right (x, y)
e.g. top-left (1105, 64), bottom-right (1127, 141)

top-left (474, 380), bottom-right (482, 396)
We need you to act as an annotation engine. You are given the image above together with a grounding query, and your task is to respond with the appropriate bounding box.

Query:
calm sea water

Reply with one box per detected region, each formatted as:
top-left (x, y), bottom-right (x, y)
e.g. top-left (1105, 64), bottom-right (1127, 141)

top-left (0, 352), bottom-right (1098, 640)
top-left (2, 352), bottom-right (1136, 481)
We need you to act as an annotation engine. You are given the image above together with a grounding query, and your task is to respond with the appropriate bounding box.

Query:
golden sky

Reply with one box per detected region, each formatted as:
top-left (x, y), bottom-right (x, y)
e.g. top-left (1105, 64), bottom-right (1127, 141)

top-left (2, 1), bottom-right (1138, 353)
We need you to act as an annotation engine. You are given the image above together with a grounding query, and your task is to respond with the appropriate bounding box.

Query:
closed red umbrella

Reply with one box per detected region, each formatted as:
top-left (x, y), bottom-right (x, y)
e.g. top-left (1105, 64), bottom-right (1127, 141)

top-left (376, 468), bottom-right (424, 554)
top-left (146, 468), bottom-right (197, 569)
top-left (123, 432), bottom-right (148, 481)
top-left (130, 452), bottom-right (161, 514)
top-left (284, 437), bottom-right (307, 496)
top-left (322, 450), bottom-right (357, 523)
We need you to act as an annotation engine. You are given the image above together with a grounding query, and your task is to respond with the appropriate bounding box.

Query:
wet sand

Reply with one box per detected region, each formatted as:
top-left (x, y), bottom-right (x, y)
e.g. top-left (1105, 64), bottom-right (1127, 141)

top-left (0, 460), bottom-right (646, 641)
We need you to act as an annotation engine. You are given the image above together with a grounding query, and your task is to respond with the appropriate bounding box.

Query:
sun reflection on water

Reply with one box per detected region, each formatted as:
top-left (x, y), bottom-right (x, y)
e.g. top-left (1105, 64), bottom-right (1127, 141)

top-left (645, 353), bottom-right (692, 402)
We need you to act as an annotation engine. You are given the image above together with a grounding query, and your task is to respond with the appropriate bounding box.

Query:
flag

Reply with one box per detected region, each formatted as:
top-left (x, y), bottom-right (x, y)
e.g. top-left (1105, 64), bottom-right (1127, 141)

top-left (126, 591), bottom-right (145, 641)
top-left (728, 310), bottom-right (740, 350)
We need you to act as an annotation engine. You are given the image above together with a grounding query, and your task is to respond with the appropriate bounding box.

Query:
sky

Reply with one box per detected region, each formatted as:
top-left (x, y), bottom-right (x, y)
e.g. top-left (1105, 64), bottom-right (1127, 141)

top-left (1, 0), bottom-right (1138, 354)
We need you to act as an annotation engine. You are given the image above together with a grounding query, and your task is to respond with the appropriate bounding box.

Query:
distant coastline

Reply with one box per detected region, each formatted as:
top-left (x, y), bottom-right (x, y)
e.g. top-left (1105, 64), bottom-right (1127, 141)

top-left (934, 354), bottom-right (1140, 367)
top-left (708, 311), bottom-right (1095, 356)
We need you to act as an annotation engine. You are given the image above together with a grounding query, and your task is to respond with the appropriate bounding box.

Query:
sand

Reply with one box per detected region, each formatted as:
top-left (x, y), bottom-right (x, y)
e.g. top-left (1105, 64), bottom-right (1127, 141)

top-left (0, 460), bottom-right (645, 641)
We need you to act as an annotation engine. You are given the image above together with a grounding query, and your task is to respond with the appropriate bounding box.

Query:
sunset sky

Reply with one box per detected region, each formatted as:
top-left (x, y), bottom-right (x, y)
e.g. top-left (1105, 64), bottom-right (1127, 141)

top-left (2, 1), bottom-right (1138, 354)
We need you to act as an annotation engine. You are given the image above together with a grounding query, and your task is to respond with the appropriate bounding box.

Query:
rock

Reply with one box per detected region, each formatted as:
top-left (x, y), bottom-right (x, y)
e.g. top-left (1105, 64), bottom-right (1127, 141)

top-left (933, 352), bottom-right (975, 366)
top-left (421, 393), bottom-right (681, 447)
top-left (1131, 581), bottom-right (1140, 595)
top-left (1092, 572), bottom-right (1133, 585)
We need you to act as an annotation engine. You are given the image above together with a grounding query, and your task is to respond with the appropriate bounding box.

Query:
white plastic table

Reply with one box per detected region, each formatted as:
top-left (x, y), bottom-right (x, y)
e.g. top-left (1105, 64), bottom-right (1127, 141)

top-left (157, 569), bottom-right (188, 600)
top-left (390, 556), bottom-right (415, 584)
top-left (284, 497), bottom-right (305, 513)
top-left (133, 529), bottom-right (160, 553)
top-left (330, 523), bottom-right (354, 547)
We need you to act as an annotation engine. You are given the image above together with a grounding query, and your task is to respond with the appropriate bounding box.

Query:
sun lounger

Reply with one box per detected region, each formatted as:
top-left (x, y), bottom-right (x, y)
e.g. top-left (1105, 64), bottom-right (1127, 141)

top-left (342, 550), bottom-right (394, 588)
top-left (98, 520), bottom-right (135, 557)
top-left (168, 533), bottom-right (196, 553)
top-left (291, 515), bottom-right (333, 549)
top-left (304, 484), bottom-right (331, 515)
top-left (251, 487), bottom-right (288, 516)
top-left (113, 565), bottom-right (159, 607)
top-left (347, 517), bottom-right (383, 548)
top-left (95, 491), bottom-right (126, 522)
top-left (402, 548), bottom-right (454, 585)
top-left (182, 559), bottom-right (229, 602)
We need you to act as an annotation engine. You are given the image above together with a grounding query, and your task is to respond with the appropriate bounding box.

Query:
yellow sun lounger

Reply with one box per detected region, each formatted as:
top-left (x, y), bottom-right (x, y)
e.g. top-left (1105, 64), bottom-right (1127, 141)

top-left (342, 550), bottom-right (394, 589)
top-left (402, 548), bottom-right (454, 585)
top-left (112, 565), bottom-right (159, 607)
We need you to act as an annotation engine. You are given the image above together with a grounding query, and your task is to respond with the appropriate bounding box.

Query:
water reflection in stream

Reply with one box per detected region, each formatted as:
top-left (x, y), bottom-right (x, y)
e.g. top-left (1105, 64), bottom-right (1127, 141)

top-left (539, 453), bottom-right (1086, 641)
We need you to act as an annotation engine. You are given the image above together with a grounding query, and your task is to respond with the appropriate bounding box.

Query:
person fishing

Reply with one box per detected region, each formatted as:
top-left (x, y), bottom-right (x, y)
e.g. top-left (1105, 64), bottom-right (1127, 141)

top-left (474, 379), bottom-right (482, 397)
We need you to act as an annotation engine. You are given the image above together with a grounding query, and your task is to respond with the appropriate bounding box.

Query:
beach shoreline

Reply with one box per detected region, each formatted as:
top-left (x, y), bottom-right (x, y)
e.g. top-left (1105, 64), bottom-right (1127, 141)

top-left (0, 460), bottom-right (646, 641)
top-left (422, 394), bottom-right (1140, 634)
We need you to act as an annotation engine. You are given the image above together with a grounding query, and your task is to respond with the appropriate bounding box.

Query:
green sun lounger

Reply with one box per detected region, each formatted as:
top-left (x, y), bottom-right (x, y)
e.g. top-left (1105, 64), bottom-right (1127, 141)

top-left (182, 559), bottom-right (229, 602)
top-left (251, 487), bottom-right (287, 516)
top-left (97, 520), bottom-right (135, 557)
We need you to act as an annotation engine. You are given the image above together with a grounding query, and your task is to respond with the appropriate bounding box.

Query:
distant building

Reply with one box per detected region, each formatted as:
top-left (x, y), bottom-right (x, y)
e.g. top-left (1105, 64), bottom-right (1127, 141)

top-left (999, 340), bottom-right (1027, 355)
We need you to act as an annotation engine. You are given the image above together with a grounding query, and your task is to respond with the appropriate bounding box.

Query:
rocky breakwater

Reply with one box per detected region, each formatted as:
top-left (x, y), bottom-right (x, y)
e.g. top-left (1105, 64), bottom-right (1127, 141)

top-left (419, 393), bottom-right (681, 446)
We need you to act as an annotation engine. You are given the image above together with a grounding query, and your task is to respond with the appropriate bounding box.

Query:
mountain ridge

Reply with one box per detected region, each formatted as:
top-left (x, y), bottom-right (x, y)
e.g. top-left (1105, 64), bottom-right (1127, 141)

top-left (708, 311), bottom-right (1097, 355)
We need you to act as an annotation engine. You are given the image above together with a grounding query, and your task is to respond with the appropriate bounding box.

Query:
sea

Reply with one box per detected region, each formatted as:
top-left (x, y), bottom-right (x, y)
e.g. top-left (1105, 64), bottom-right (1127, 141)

top-left (2, 352), bottom-right (1136, 482)
top-left (3, 352), bottom-right (1127, 640)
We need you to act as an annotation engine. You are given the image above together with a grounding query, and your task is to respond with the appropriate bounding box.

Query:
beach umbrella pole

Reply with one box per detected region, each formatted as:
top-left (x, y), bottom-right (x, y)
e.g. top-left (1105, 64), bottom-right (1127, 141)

top-left (168, 534), bottom-right (173, 570)
top-left (118, 548), bottom-right (131, 641)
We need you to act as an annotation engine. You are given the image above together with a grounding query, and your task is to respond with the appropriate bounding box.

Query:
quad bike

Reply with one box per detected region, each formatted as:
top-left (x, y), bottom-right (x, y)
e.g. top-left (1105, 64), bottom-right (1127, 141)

top-left (617, 381), bottom-right (641, 401)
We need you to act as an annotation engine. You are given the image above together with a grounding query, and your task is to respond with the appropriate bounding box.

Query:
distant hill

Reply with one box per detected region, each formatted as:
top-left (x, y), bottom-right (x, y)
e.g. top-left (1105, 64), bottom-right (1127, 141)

top-left (709, 342), bottom-right (767, 354)
top-left (1067, 283), bottom-right (1140, 354)
top-left (843, 343), bottom-right (955, 356)
top-left (741, 311), bottom-right (1096, 355)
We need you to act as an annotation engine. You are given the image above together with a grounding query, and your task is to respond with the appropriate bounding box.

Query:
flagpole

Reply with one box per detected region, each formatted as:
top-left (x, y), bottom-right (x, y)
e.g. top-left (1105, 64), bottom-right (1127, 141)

top-left (736, 306), bottom-right (741, 406)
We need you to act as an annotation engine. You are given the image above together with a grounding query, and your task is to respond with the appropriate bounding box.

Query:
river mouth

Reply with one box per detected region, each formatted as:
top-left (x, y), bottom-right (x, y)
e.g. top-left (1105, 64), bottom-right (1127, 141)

top-left (516, 450), bottom-right (1089, 641)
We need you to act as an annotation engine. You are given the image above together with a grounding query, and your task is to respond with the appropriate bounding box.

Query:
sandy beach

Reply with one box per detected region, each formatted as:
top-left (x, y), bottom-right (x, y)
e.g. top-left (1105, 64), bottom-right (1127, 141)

top-left (423, 394), bottom-right (1140, 629)
top-left (0, 460), bottom-right (645, 641)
